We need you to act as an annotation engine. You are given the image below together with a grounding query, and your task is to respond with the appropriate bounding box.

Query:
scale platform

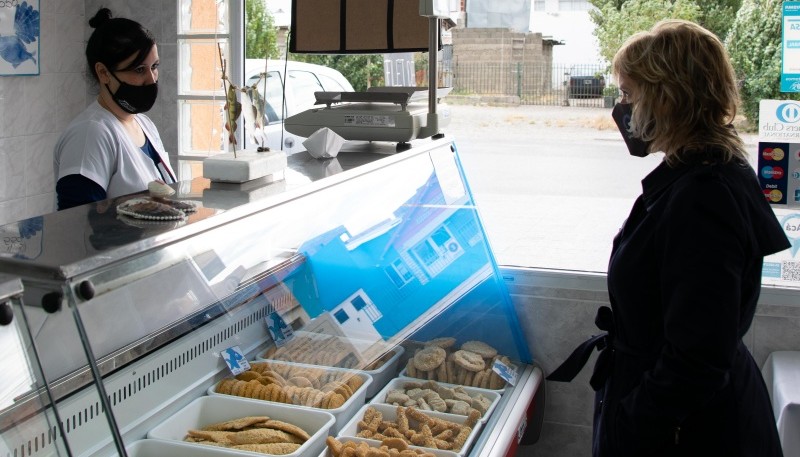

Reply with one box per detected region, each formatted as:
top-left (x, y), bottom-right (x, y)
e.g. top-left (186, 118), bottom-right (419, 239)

top-left (284, 87), bottom-right (452, 150)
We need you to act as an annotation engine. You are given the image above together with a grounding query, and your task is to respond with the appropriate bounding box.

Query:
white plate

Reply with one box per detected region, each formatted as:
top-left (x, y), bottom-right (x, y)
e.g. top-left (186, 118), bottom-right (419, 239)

top-left (147, 395), bottom-right (334, 457)
top-left (116, 198), bottom-right (186, 220)
top-left (370, 377), bottom-right (500, 423)
top-left (337, 403), bottom-right (482, 456)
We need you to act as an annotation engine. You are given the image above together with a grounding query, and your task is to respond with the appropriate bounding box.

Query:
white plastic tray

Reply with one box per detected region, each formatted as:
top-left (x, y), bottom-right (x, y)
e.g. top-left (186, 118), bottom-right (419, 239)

top-left (258, 346), bottom-right (404, 400)
top-left (317, 436), bottom-right (459, 457)
top-left (337, 403), bottom-right (482, 456)
top-left (370, 377), bottom-right (500, 423)
top-left (361, 346), bottom-right (405, 399)
top-left (207, 361), bottom-right (372, 434)
top-left (128, 438), bottom-right (251, 457)
top-left (147, 395), bottom-right (334, 457)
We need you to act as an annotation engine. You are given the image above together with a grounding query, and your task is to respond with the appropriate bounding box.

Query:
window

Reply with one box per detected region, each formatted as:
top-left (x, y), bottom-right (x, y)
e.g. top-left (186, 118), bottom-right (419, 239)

top-left (558, 0), bottom-right (591, 11)
top-left (351, 295), bottom-right (367, 311)
top-left (176, 0), bottom-right (237, 181)
top-left (410, 226), bottom-right (464, 277)
top-left (333, 309), bottom-right (350, 324)
top-left (317, 73), bottom-right (349, 92)
top-left (385, 258), bottom-right (414, 288)
top-left (287, 70), bottom-right (324, 113)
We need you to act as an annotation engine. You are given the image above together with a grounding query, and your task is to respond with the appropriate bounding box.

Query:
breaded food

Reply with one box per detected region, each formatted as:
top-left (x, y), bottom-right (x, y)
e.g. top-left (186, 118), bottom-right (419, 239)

top-left (413, 346), bottom-right (446, 371)
top-left (461, 340), bottom-right (498, 359)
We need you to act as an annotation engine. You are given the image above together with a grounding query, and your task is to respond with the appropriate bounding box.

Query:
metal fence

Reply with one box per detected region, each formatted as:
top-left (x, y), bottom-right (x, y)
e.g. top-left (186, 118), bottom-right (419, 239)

top-left (425, 62), bottom-right (613, 108)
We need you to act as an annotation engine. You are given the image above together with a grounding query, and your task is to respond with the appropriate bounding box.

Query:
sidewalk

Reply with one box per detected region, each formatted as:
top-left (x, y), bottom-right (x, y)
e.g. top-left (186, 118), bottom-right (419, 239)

top-left (443, 102), bottom-right (759, 147)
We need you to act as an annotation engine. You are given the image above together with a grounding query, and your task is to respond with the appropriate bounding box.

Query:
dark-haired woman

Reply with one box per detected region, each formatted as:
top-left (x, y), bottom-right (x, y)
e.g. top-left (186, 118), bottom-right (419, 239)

top-left (54, 8), bottom-right (175, 210)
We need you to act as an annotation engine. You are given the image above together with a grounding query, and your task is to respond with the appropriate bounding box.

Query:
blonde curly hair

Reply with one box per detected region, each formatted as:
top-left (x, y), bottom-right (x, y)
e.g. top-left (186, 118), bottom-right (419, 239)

top-left (612, 19), bottom-right (746, 165)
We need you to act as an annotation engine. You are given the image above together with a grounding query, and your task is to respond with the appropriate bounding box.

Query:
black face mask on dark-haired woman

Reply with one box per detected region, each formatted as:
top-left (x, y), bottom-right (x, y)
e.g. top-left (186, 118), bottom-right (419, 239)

top-left (106, 72), bottom-right (158, 114)
top-left (611, 102), bottom-right (651, 157)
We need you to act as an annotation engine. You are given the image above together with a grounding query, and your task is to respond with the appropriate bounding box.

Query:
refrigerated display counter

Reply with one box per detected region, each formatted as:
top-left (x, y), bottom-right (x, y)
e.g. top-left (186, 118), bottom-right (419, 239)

top-left (0, 137), bottom-right (542, 457)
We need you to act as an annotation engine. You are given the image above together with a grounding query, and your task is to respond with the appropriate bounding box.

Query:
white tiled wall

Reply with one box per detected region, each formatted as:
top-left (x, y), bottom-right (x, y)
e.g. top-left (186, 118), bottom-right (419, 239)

top-left (0, 0), bottom-right (85, 224)
top-left (0, 0), bottom-right (178, 226)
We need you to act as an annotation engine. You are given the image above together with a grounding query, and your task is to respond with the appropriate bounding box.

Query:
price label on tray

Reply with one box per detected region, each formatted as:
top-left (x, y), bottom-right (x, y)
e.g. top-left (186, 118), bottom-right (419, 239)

top-left (265, 311), bottom-right (294, 347)
top-left (221, 346), bottom-right (250, 376)
top-left (493, 358), bottom-right (518, 386)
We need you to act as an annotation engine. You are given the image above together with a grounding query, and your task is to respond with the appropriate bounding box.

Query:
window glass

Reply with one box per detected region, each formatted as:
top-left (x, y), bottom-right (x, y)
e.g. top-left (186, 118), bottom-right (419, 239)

top-left (177, 0), bottom-right (233, 181)
top-left (247, 71), bottom-right (285, 123)
top-left (287, 70), bottom-right (324, 113)
top-left (317, 73), bottom-right (347, 92)
top-left (558, 0), bottom-right (591, 11)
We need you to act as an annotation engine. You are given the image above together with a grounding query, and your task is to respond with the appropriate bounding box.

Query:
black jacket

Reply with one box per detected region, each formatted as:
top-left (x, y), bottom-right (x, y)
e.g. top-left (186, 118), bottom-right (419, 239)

top-left (597, 158), bottom-right (790, 457)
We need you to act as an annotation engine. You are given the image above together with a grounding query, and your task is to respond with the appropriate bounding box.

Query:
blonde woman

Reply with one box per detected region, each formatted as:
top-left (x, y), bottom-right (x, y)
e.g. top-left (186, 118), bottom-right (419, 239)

top-left (550, 20), bottom-right (789, 456)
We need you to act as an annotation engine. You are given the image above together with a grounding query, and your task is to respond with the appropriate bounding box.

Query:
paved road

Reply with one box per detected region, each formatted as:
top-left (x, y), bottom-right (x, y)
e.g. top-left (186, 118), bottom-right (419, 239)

top-left (441, 103), bottom-right (758, 272)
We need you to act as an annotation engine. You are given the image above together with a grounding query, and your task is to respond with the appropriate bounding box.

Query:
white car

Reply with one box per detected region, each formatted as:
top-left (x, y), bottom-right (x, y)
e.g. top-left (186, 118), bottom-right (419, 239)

top-left (243, 59), bottom-right (354, 153)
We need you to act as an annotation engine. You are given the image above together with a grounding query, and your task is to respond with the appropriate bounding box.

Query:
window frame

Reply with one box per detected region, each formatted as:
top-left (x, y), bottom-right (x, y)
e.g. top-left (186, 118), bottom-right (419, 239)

top-left (175, 0), bottom-right (244, 181)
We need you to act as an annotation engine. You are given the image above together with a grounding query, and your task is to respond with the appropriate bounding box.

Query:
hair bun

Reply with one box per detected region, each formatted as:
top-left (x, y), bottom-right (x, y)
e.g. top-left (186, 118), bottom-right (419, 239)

top-left (88, 8), bottom-right (113, 28)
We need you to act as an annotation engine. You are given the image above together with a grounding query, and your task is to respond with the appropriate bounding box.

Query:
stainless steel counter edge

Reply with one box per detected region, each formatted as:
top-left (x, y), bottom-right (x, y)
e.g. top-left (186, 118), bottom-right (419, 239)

top-left (0, 275), bottom-right (23, 301)
top-left (465, 365), bottom-right (543, 456)
top-left (0, 137), bottom-right (454, 282)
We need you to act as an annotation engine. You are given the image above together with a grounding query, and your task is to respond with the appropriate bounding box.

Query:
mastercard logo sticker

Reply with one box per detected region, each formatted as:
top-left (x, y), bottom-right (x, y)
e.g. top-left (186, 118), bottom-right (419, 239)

top-left (762, 147), bottom-right (785, 160)
top-left (764, 189), bottom-right (783, 202)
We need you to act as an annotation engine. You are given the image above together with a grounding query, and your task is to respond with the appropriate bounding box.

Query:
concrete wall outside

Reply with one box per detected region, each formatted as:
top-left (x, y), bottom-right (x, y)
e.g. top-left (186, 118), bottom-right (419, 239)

top-left (503, 266), bottom-right (800, 457)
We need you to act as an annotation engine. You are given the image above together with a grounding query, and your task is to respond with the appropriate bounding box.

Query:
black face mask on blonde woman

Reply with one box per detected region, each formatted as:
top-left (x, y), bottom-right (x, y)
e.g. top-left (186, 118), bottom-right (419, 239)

top-left (611, 102), bottom-right (650, 157)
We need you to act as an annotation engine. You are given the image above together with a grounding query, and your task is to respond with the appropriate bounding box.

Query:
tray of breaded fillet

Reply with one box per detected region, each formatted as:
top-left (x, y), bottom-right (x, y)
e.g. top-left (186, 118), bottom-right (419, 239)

top-left (146, 395), bottom-right (334, 457)
top-left (259, 335), bottom-right (405, 399)
top-left (337, 403), bottom-right (481, 456)
top-left (370, 378), bottom-right (500, 424)
top-left (318, 436), bottom-right (459, 457)
top-left (208, 360), bottom-right (372, 434)
top-left (399, 338), bottom-right (510, 392)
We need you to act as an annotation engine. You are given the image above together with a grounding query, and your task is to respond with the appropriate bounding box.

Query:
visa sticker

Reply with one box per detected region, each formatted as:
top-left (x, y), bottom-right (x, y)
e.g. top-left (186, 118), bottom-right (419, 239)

top-left (265, 311), bottom-right (294, 347)
top-left (222, 346), bottom-right (250, 376)
top-left (493, 358), bottom-right (518, 386)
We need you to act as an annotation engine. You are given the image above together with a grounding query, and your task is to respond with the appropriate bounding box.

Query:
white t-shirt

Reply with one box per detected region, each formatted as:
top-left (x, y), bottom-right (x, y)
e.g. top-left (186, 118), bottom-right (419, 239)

top-left (54, 101), bottom-right (176, 200)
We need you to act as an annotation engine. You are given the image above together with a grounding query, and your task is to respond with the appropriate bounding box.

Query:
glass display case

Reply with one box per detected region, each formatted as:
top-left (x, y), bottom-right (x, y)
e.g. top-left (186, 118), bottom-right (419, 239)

top-left (0, 275), bottom-right (72, 457)
top-left (0, 137), bottom-right (542, 457)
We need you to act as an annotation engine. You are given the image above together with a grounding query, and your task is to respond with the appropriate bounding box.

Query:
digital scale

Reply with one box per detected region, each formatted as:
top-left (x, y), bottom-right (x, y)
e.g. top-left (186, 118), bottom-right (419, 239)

top-left (284, 87), bottom-right (452, 152)
top-left (285, 0), bottom-right (454, 153)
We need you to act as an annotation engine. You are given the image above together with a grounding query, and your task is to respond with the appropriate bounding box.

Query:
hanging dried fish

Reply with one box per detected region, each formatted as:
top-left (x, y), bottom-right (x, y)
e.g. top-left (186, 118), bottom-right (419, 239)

top-left (224, 83), bottom-right (241, 145)
top-left (241, 83), bottom-right (269, 149)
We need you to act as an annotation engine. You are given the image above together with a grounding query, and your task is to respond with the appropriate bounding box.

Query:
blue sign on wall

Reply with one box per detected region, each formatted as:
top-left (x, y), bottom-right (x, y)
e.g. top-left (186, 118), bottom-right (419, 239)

top-left (782, 2), bottom-right (800, 92)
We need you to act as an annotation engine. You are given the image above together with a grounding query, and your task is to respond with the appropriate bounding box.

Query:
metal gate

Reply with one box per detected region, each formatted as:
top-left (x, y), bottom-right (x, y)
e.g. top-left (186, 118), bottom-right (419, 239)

top-left (424, 62), bottom-right (612, 108)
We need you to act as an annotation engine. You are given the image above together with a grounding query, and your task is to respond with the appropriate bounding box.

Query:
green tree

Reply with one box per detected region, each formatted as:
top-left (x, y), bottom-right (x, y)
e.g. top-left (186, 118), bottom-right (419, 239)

top-left (695, 0), bottom-right (741, 41)
top-left (726, 0), bottom-right (798, 125)
top-left (245, 0), bottom-right (279, 59)
top-left (589, 0), bottom-right (740, 64)
top-left (290, 54), bottom-right (385, 92)
top-left (590, 0), bottom-right (701, 64)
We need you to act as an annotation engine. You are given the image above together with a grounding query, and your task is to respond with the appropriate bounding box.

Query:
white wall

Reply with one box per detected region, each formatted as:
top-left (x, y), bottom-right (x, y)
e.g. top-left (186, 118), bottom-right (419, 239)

top-left (531, 10), bottom-right (603, 66)
top-left (0, 0), bottom-right (87, 224)
top-left (0, 0), bottom-right (179, 226)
